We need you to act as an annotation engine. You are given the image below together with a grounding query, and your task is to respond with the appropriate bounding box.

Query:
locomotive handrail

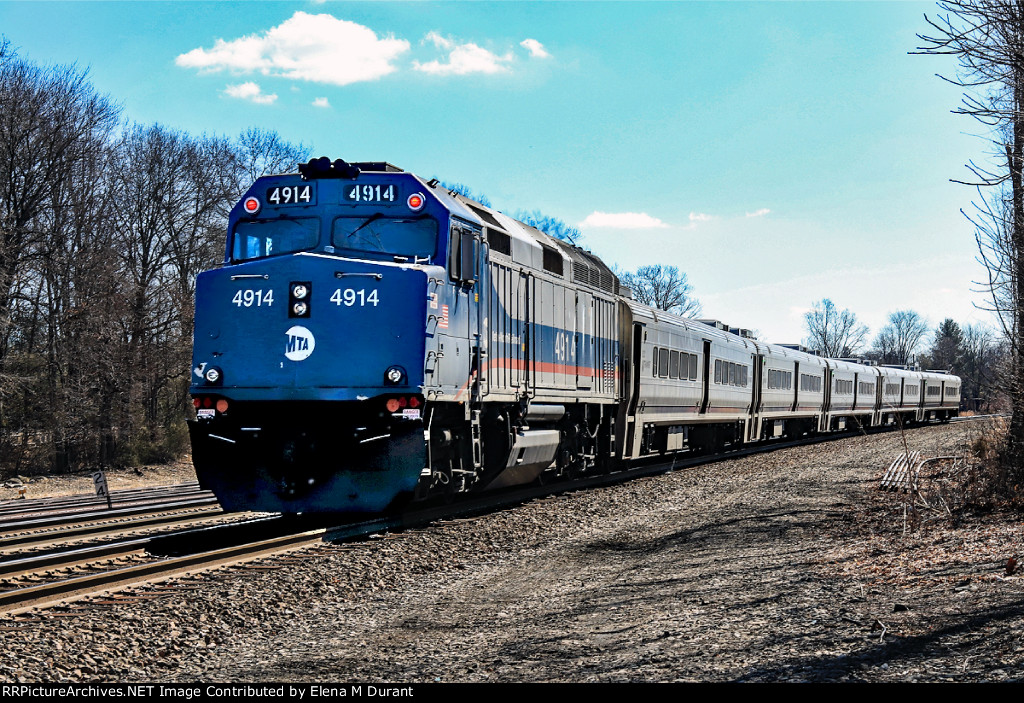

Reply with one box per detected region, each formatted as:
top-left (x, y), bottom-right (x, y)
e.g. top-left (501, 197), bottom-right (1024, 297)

top-left (335, 271), bottom-right (383, 280)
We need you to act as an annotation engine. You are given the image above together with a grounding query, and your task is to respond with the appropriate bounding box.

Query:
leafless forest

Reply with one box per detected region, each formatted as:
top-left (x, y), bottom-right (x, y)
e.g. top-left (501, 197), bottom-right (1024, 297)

top-left (3, 1), bottom-right (1023, 489)
top-left (0, 40), bottom-right (307, 476)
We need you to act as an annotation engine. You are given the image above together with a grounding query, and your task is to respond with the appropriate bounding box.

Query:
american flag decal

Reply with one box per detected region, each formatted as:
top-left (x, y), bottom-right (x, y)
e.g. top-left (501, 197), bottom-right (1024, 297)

top-left (439, 305), bottom-right (449, 329)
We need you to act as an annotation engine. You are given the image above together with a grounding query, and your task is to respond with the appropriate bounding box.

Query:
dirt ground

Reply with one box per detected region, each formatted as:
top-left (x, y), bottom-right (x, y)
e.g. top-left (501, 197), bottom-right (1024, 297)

top-left (0, 458), bottom-right (198, 502)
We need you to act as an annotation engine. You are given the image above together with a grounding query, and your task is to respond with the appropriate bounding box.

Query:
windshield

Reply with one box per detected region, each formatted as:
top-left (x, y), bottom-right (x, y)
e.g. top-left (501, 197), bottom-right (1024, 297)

top-left (232, 217), bottom-right (319, 262)
top-left (331, 216), bottom-right (436, 260)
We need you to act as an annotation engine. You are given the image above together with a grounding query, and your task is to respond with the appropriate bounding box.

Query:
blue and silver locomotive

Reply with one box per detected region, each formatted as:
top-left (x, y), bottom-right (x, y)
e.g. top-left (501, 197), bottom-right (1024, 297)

top-left (190, 158), bottom-right (961, 514)
top-left (189, 158), bottom-right (621, 513)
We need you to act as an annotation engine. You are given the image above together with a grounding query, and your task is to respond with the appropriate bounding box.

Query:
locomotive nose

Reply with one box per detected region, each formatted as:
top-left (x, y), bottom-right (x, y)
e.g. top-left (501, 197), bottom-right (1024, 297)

top-left (192, 255), bottom-right (428, 401)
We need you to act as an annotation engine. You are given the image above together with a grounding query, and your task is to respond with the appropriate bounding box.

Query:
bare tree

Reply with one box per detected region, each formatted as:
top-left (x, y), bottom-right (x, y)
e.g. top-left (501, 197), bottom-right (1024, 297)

top-left (516, 210), bottom-right (581, 244)
top-left (803, 298), bottom-right (869, 358)
top-left (872, 309), bottom-right (930, 366)
top-left (32, 142), bottom-right (124, 470)
top-left (0, 41), bottom-right (314, 475)
top-left (235, 127), bottom-right (309, 190)
top-left (105, 124), bottom-right (246, 462)
top-left (0, 46), bottom-right (118, 372)
top-left (0, 44), bottom-right (119, 470)
top-left (961, 322), bottom-right (1003, 411)
top-left (620, 264), bottom-right (702, 317)
top-left (917, 1), bottom-right (1024, 472)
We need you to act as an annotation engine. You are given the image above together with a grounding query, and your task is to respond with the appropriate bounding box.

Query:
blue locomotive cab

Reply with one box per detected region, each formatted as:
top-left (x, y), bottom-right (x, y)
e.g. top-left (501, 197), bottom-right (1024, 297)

top-left (189, 159), bottom-right (452, 514)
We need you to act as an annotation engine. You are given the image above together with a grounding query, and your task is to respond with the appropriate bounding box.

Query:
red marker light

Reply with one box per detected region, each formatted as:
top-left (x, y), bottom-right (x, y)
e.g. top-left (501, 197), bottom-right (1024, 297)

top-left (407, 193), bottom-right (425, 211)
top-left (243, 197), bottom-right (261, 214)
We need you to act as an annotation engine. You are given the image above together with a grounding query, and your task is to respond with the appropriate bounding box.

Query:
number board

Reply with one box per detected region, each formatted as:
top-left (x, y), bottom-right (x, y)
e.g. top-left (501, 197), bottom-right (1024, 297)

top-left (344, 183), bottom-right (397, 204)
top-left (266, 184), bottom-right (315, 206)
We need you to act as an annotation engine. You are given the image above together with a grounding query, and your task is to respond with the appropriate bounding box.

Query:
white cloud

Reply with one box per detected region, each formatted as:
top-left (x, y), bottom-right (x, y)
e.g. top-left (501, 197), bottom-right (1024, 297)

top-left (688, 212), bottom-right (713, 222)
top-left (746, 208), bottom-right (771, 218)
top-left (424, 31), bottom-right (455, 51)
top-left (520, 38), bottom-right (550, 59)
top-left (579, 211), bottom-right (669, 229)
top-left (414, 32), bottom-right (514, 75)
top-left (312, 97), bottom-right (330, 108)
top-left (176, 12), bottom-right (410, 86)
top-left (224, 82), bottom-right (277, 104)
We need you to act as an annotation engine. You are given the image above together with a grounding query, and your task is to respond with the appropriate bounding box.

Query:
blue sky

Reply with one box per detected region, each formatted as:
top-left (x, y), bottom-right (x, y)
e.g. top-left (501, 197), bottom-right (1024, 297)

top-left (0, 1), bottom-right (994, 346)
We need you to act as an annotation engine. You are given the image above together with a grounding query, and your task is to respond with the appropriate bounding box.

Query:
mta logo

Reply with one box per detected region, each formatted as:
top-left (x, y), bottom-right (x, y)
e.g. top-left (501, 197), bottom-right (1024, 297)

top-left (284, 325), bottom-right (315, 361)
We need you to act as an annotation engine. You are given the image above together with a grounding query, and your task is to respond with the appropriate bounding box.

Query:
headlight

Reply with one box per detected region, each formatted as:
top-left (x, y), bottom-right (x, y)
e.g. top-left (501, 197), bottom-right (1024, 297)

top-left (289, 281), bottom-right (312, 318)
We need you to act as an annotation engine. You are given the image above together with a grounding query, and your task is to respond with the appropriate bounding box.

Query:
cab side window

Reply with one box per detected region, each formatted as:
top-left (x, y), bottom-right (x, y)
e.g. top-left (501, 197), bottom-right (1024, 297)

top-left (449, 224), bottom-right (480, 283)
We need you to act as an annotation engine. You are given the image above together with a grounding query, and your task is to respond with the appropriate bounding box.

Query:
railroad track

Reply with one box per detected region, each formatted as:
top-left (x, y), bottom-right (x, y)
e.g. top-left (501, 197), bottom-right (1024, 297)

top-left (0, 514), bottom-right (357, 615)
top-left (0, 481), bottom-right (238, 557)
top-left (949, 413), bottom-right (1006, 423)
top-left (0, 498), bottom-right (229, 554)
top-left (0, 482), bottom-right (205, 520)
top-left (0, 418), bottom-right (988, 617)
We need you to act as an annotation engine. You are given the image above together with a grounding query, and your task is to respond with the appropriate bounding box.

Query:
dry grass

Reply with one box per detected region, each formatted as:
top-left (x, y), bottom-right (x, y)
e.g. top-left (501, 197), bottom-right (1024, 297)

top-left (897, 418), bottom-right (1022, 532)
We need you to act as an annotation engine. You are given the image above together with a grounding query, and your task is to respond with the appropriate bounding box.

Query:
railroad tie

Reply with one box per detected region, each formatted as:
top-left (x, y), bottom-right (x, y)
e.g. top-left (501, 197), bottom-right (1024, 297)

top-left (879, 450), bottom-right (921, 492)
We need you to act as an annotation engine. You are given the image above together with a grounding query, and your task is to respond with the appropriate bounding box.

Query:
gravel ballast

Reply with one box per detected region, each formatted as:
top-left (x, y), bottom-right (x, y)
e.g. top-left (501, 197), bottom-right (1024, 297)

top-left (1, 422), bottom-right (1021, 682)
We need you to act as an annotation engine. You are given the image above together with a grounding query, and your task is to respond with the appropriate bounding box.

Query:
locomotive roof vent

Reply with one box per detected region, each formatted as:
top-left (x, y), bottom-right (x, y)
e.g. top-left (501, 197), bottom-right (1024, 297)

top-left (351, 162), bottom-right (403, 172)
top-left (562, 244), bottom-right (620, 295)
top-left (465, 202), bottom-right (504, 230)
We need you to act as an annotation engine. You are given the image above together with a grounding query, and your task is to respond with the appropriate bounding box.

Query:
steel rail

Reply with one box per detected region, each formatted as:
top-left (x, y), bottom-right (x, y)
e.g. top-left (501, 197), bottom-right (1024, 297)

top-left (0, 513), bottom-right (284, 580)
top-left (0, 506), bottom-right (227, 551)
top-left (0, 497), bottom-right (219, 533)
top-left (0, 483), bottom-right (204, 517)
top-left (0, 527), bottom-right (327, 615)
top-left (0, 538), bottom-right (152, 579)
